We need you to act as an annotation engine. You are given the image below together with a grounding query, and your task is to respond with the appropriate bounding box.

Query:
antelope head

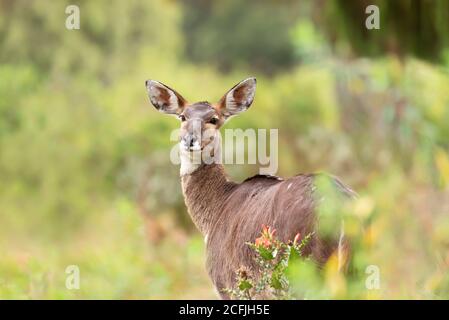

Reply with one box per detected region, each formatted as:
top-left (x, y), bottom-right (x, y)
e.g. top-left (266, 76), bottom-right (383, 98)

top-left (145, 77), bottom-right (257, 174)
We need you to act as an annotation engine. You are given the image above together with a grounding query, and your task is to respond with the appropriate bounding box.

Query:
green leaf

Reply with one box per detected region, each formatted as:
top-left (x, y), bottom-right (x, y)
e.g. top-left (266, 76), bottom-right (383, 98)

top-left (258, 246), bottom-right (274, 260)
top-left (239, 280), bottom-right (253, 291)
top-left (271, 273), bottom-right (283, 290)
top-left (289, 246), bottom-right (302, 263)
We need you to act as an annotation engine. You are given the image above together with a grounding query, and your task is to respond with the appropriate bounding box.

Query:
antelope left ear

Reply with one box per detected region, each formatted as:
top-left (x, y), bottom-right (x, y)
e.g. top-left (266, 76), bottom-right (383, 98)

top-left (145, 80), bottom-right (187, 115)
top-left (217, 77), bottom-right (256, 119)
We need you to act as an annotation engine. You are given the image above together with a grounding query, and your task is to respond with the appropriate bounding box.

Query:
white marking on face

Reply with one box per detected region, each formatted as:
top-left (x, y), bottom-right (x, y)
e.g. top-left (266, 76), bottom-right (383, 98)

top-left (287, 183), bottom-right (292, 190)
top-left (179, 147), bottom-right (202, 176)
top-left (180, 140), bottom-right (188, 151)
top-left (179, 139), bottom-right (201, 152)
top-left (191, 140), bottom-right (201, 151)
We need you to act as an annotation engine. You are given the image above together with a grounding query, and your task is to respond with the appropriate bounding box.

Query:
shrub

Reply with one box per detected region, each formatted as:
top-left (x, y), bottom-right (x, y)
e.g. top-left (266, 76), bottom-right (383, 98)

top-left (223, 225), bottom-right (312, 300)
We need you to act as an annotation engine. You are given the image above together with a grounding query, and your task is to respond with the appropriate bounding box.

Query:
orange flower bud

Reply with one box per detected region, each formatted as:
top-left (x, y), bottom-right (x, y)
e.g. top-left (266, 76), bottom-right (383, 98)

top-left (293, 232), bottom-right (301, 245)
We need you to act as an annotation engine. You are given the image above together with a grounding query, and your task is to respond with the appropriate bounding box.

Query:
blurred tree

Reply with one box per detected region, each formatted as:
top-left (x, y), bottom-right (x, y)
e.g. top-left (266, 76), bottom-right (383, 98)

top-left (181, 0), bottom-right (300, 75)
top-left (0, 0), bottom-right (182, 80)
top-left (319, 0), bottom-right (449, 63)
top-left (0, 0), bottom-right (184, 237)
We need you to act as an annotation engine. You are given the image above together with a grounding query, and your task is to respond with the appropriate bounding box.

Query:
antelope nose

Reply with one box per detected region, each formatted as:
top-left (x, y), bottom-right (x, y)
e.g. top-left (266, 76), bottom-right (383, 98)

top-left (185, 135), bottom-right (195, 147)
top-left (182, 134), bottom-right (199, 150)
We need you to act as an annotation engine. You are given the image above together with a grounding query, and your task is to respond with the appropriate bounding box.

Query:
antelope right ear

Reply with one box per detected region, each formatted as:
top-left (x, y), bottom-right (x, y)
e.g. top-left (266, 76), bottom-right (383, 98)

top-left (217, 77), bottom-right (256, 119)
top-left (145, 80), bottom-right (187, 115)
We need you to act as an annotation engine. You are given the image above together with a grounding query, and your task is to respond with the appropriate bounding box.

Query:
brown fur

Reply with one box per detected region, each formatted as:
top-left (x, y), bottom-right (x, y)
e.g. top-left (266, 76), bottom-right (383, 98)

top-left (145, 78), bottom-right (354, 299)
top-left (181, 163), bottom-right (351, 299)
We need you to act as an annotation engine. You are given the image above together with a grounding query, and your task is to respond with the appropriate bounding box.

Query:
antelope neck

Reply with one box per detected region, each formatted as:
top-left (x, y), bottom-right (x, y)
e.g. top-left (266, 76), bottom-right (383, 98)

top-left (181, 163), bottom-right (235, 235)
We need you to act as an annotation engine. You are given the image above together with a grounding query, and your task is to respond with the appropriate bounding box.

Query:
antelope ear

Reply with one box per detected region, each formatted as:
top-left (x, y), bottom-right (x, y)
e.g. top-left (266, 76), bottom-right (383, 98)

top-left (217, 77), bottom-right (256, 119)
top-left (145, 80), bottom-right (187, 115)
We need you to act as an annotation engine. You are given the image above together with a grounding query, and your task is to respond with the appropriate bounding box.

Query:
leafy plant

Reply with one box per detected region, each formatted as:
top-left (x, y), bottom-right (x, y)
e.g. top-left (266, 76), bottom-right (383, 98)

top-left (223, 225), bottom-right (312, 300)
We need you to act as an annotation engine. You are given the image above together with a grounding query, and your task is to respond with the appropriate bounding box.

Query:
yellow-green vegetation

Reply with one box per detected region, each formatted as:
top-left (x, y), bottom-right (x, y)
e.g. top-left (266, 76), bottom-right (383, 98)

top-left (0, 0), bottom-right (448, 299)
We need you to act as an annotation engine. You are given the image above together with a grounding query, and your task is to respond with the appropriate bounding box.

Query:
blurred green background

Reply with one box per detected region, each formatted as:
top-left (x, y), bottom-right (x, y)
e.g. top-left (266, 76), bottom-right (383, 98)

top-left (1, 0), bottom-right (449, 299)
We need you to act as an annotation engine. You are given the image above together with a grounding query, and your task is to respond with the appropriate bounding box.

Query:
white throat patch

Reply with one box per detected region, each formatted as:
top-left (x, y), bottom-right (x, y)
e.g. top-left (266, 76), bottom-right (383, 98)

top-left (179, 148), bottom-right (202, 176)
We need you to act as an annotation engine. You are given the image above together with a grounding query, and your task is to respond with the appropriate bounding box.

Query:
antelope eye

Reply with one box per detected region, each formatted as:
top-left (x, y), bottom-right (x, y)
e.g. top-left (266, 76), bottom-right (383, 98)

top-left (209, 117), bottom-right (219, 125)
top-left (179, 114), bottom-right (186, 122)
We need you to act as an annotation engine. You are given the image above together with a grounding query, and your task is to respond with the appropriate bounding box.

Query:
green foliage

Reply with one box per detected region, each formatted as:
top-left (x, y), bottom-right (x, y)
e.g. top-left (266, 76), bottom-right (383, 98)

top-left (182, 0), bottom-right (299, 74)
top-left (224, 226), bottom-right (312, 300)
top-left (0, 0), bottom-right (448, 299)
top-left (322, 0), bottom-right (449, 63)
